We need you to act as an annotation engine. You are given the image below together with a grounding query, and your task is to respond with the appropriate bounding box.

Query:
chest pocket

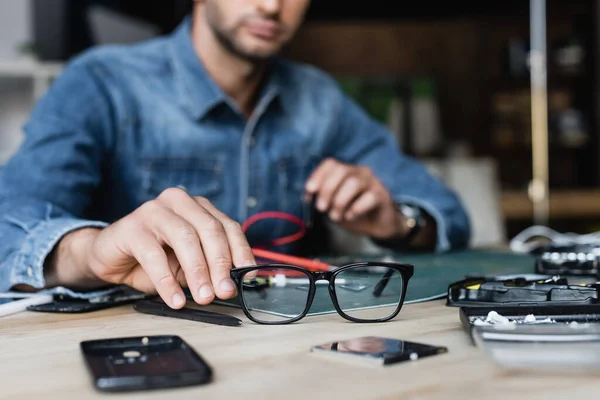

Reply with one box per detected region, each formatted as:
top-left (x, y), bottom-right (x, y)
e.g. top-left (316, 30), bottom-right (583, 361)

top-left (140, 157), bottom-right (224, 202)
top-left (276, 155), bottom-right (320, 218)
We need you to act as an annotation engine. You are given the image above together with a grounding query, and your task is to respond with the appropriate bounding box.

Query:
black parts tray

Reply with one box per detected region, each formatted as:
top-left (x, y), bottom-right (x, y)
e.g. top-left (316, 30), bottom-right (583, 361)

top-left (447, 275), bottom-right (600, 307)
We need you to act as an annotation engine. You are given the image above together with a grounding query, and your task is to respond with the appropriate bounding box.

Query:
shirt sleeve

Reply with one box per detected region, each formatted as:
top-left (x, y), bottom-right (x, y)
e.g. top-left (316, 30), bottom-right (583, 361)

top-left (325, 93), bottom-right (471, 252)
top-left (0, 54), bottom-right (117, 295)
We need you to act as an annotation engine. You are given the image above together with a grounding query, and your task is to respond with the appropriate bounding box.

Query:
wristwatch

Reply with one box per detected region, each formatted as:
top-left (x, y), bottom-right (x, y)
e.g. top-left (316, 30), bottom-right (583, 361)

top-left (372, 203), bottom-right (426, 250)
top-left (398, 203), bottom-right (426, 245)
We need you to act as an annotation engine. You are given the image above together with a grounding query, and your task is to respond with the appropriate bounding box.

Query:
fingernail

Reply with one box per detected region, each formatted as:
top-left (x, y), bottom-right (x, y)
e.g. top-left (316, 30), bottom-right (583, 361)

top-left (199, 284), bottom-right (214, 300)
top-left (220, 278), bottom-right (236, 293)
top-left (172, 293), bottom-right (185, 308)
top-left (317, 199), bottom-right (327, 211)
top-left (329, 211), bottom-right (339, 221)
top-left (345, 212), bottom-right (355, 221)
top-left (305, 181), bottom-right (316, 192)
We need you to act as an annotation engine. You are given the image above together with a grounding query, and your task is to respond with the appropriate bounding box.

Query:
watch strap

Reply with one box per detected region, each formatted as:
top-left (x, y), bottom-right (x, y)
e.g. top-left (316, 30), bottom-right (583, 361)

top-left (398, 204), bottom-right (424, 245)
top-left (372, 204), bottom-right (425, 250)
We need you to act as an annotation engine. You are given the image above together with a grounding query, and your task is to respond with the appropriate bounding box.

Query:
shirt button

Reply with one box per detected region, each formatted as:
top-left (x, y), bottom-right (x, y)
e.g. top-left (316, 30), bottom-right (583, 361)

top-left (246, 197), bottom-right (257, 208)
top-left (27, 267), bottom-right (33, 277)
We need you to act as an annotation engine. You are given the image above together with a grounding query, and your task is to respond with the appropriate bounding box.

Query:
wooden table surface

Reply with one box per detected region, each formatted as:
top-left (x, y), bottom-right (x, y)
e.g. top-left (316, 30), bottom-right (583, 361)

top-left (1, 299), bottom-right (599, 400)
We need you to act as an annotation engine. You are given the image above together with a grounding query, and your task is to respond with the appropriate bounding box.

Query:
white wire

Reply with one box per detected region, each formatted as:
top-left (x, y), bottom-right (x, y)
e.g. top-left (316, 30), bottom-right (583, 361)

top-left (0, 292), bottom-right (41, 299)
top-left (509, 225), bottom-right (600, 253)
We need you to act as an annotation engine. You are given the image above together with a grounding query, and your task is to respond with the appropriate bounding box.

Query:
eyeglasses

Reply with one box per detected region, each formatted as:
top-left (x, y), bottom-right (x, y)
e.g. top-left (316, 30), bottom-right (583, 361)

top-left (229, 262), bottom-right (414, 324)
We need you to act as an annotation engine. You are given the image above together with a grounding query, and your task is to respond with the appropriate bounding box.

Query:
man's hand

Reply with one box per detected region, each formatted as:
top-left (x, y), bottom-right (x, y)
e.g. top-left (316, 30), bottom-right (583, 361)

top-left (305, 158), bottom-right (408, 240)
top-left (46, 188), bottom-right (256, 309)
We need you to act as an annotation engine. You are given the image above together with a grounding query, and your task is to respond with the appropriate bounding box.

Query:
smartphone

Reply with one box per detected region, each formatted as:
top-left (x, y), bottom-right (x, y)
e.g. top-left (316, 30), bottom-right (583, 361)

top-left (311, 336), bottom-right (447, 366)
top-left (27, 289), bottom-right (152, 313)
top-left (80, 335), bottom-right (212, 392)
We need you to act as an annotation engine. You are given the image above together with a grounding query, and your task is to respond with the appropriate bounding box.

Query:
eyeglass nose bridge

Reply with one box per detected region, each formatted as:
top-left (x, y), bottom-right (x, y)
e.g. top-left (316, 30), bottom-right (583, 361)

top-left (313, 271), bottom-right (332, 282)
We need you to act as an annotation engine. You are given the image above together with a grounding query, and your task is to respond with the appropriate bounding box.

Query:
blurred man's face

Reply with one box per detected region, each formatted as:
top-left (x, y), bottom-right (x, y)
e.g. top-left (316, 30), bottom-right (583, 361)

top-left (200, 0), bottom-right (310, 61)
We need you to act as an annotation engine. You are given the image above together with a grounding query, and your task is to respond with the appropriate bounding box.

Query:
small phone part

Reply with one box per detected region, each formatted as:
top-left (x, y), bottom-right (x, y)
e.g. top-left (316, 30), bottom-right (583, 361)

top-left (536, 244), bottom-right (600, 278)
top-left (80, 335), bottom-right (212, 392)
top-left (310, 336), bottom-right (447, 366)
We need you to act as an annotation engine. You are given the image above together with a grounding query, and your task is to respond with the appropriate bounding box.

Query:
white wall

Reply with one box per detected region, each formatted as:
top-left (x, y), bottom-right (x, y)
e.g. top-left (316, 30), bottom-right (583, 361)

top-left (0, 0), bottom-right (33, 164)
top-left (0, 0), bottom-right (30, 60)
top-left (0, 79), bottom-right (31, 164)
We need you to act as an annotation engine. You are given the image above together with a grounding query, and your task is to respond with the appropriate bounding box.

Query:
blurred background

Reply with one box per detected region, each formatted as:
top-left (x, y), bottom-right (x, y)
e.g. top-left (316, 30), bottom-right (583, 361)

top-left (0, 0), bottom-right (597, 247)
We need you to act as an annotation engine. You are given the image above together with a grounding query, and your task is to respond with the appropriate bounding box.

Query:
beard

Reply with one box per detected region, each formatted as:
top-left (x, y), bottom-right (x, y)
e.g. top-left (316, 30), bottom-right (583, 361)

top-left (204, 3), bottom-right (282, 62)
top-left (211, 23), bottom-right (276, 62)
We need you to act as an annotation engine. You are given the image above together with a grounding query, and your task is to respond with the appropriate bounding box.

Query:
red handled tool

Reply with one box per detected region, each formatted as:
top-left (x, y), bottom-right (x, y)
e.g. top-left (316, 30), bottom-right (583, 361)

top-left (242, 210), bottom-right (333, 274)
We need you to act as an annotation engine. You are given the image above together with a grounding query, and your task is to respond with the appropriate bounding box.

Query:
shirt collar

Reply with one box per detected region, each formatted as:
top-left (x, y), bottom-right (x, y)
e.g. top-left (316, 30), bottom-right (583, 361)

top-left (169, 16), bottom-right (285, 121)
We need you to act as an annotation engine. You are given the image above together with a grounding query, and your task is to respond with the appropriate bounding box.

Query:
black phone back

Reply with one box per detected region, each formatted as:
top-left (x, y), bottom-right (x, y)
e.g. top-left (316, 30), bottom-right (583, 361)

top-left (80, 335), bottom-right (212, 392)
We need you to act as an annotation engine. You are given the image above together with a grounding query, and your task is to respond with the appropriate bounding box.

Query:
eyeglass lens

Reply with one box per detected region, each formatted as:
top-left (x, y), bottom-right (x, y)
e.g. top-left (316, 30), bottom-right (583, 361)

top-left (239, 265), bottom-right (404, 323)
top-left (240, 267), bottom-right (312, 323)
top-left (334, 265), bottom-right (404, 320)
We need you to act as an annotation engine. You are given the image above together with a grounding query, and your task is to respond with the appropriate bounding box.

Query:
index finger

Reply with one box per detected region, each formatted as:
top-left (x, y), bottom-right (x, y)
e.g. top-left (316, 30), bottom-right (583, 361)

top-left (158, 189), bottom-right (237, 300)
top-left (128, 232), bottom-right (185, 309)
top-left (195, 198), bottom-right (256, 269)
top-left (304, 158), bottom-right (339, 194)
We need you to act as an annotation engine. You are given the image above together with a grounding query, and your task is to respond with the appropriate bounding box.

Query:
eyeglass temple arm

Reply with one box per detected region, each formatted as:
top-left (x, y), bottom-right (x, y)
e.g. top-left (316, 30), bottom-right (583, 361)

top-left (372, 269), bottom-right (395, 297)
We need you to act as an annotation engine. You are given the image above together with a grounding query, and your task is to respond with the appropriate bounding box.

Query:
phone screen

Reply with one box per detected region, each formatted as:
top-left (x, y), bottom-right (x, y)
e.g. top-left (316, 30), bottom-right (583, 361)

top-left (311, 336), bottom-right (447, 365)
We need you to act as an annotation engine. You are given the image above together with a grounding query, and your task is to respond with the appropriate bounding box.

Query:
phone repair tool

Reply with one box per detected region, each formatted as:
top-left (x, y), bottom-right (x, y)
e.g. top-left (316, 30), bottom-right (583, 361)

top-left (242, 194), bottom-right (336, 272)
top-left (447, 275), bottom-right (600, 307)
top-left (251, 249), bottom-right (333, 272)
top-left (242, 207), bottom-right (334, 275)
top-left (133, 300), bottom-right (242, 327)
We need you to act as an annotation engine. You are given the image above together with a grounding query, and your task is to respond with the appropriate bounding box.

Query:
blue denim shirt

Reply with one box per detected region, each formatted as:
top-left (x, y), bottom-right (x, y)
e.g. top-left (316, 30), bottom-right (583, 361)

top-left (0, 17), bottom-right (470, 295)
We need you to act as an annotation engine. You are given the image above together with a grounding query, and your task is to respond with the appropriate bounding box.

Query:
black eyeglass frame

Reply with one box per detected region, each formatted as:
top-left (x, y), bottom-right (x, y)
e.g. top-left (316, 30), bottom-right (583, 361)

top-left (230, 261), bottom-right (414, 325)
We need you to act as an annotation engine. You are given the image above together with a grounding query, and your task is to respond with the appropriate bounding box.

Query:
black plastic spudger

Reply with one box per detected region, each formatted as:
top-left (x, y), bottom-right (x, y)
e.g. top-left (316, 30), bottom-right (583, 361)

top-left (133, 300), bottom-right (242, 327)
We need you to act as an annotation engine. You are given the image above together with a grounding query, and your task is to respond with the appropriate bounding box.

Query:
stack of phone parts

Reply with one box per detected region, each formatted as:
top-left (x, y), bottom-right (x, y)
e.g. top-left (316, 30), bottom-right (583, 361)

top-left (535, 243), bottom-right (600, 278)
top-left (460, 305), bottom-right (600, 373)
top-left (446, 274), bottom-right (600, 308)
top-left (459, 304), bottom-right (600, 337)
